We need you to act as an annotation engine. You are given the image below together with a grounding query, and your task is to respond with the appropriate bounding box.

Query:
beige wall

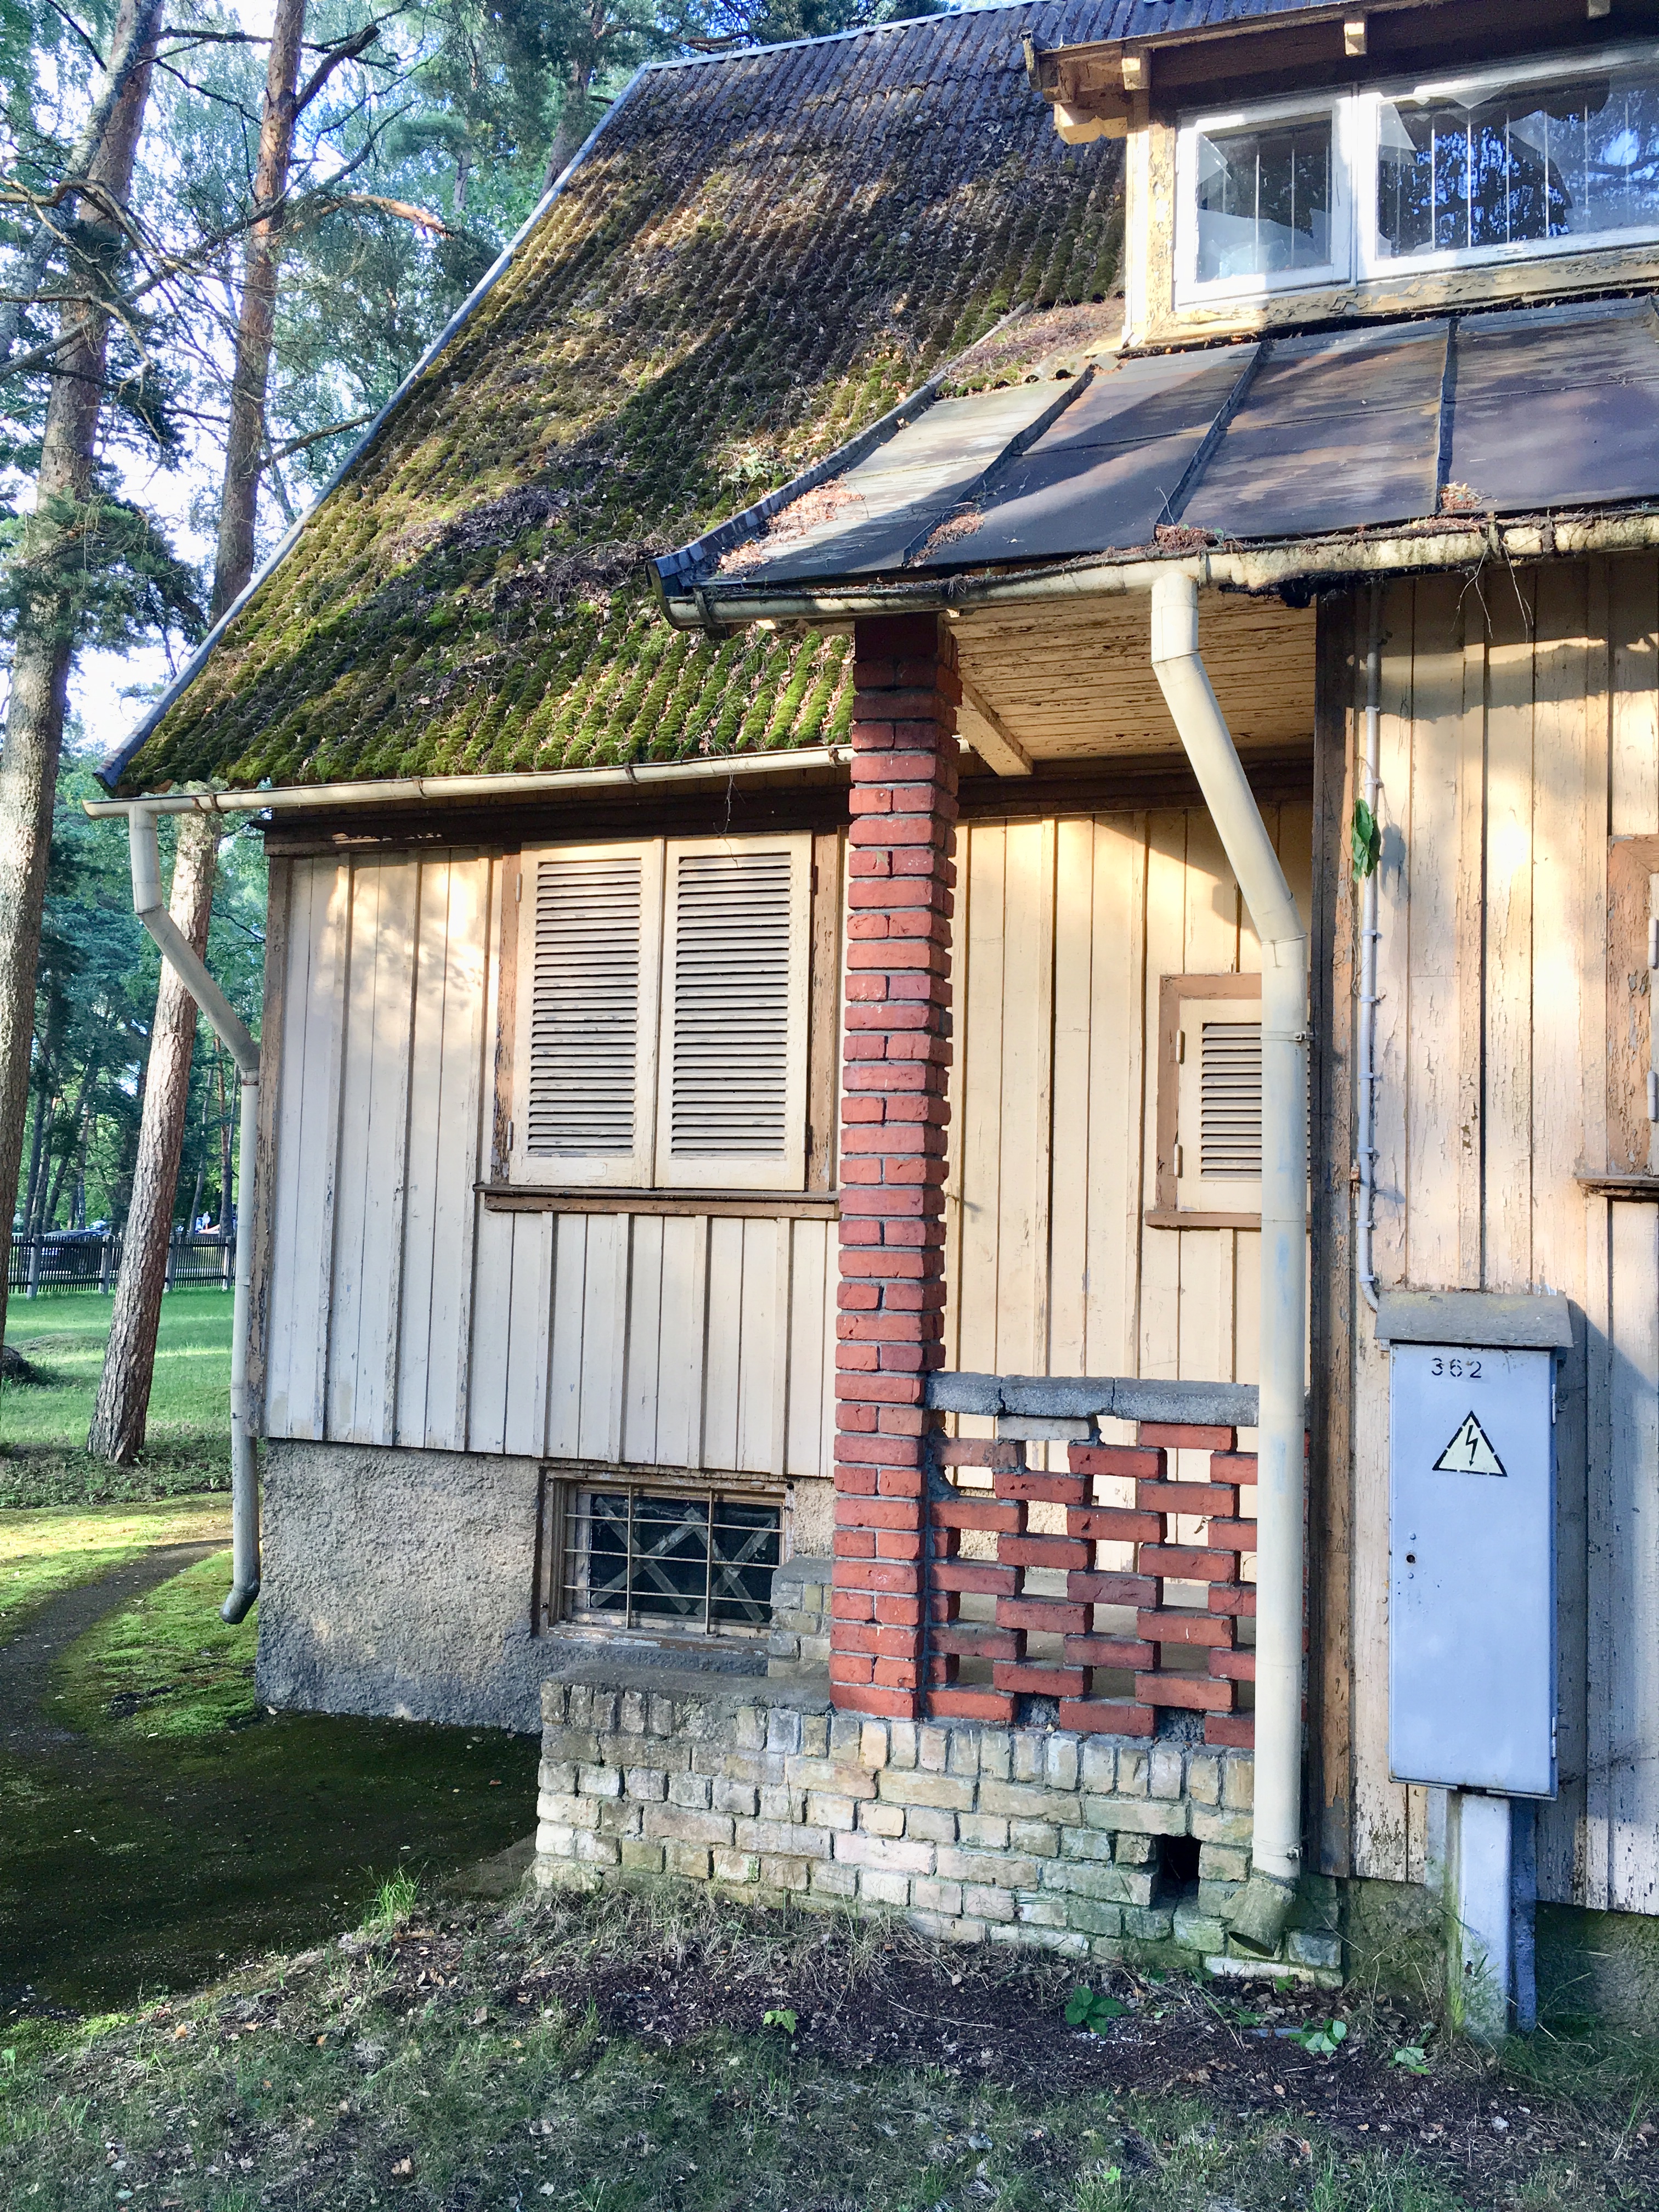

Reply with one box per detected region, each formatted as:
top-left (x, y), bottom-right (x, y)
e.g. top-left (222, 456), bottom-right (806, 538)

top-left (1327, 557), bottom-right (1659, 1917)
top-left (944, 804), bottom-right (1311, 1395)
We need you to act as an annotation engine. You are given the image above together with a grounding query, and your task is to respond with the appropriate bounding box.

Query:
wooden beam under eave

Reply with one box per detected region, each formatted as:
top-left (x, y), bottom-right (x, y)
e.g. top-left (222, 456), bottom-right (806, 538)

top-left (1054, 101), bottom-right (1127, 143)
top-left (957, 672), bottom-right (1034, 777)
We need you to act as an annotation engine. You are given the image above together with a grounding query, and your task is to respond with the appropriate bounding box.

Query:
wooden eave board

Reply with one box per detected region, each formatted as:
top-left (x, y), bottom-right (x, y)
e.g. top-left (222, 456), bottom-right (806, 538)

top-left (954, 590), bottom-right (1315, 761)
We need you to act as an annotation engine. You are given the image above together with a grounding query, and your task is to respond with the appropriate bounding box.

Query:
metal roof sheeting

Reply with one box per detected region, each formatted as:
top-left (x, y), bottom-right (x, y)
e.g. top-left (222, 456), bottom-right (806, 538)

top-left (688, 296), bottom-right (1659, 593)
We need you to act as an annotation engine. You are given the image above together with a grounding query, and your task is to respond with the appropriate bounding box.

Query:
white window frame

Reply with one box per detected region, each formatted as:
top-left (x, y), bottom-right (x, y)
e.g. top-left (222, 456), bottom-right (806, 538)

top-left (1175, 86), bottom-right (1355, 306)
top-left (1175, 41), bottom-right (1659, 309)
top-left (654, 833), bottom-right (813, 1193)
top-left (1355, 40), bottom-right (1659, 283)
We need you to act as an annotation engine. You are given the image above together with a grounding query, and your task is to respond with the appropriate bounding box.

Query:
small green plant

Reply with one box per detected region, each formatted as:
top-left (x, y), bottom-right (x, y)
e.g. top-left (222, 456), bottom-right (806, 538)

top-left (1391, 2043), bottom-right (1431, 2073)
top-left (761, 2007), bottom-right (797, 2035)
top-left (1064, 1986), bottom-right (1129, 2034)
top-left (1351, 796), bottom-right (1382, 881)
top-left (1286, 2017), bottom-right (1348, 2057)
top-left (1073, 2162), bottom-right (1126, 2212)
top-left (365, 1869), bottom-right (419, 1933)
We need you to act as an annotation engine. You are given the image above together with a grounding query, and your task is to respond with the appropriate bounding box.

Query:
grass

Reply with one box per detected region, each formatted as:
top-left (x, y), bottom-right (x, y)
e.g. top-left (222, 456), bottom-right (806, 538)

top-left (0, 1496), bottom-right (230, 1638)
top-left (0, 1287), bottom-right (233, 1506)
top-left (53, 1547), bottom-right (252, 1736)
top-left (1, 1887), bottom-right (1650, 2212)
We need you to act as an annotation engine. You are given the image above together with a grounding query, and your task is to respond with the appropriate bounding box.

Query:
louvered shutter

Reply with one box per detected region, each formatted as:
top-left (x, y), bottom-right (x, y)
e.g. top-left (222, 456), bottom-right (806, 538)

top-left (1173, 990), bottom-right (1264, 1216)
top-left (1198, 1020), bottom-right (1263, 1181)
top-left (655, 836), bottom-right (811, 1190)
top-left (512, 842), bottom-right (661, 1187)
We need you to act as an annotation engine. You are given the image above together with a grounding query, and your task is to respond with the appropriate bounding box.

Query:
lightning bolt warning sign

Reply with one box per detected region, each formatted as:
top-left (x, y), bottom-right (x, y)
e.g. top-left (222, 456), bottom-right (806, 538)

top-left (1432, 1412), bottom-right (1507, 1477)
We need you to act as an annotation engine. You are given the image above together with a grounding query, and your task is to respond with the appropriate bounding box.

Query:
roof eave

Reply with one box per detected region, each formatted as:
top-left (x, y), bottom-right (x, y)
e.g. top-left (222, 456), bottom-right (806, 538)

top-left (660, 507), bottom-right (1659, 628)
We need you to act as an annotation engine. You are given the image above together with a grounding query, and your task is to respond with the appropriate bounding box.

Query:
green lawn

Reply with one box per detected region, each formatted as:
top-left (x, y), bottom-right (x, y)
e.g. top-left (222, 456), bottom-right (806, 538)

top-left (0, 1497), bottom-right (230, 1638)
top-left (2, 1888), bottom-right (1652, 2212)
top-left (55, 1545), bottom-right (253, 1737)
top-left (0, 1287), bottom-right (233, 1506)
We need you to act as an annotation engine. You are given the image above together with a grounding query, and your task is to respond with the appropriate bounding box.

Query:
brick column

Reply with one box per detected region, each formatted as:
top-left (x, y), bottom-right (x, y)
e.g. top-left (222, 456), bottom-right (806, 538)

top-left (831, 612), bottom-right (960, 1720)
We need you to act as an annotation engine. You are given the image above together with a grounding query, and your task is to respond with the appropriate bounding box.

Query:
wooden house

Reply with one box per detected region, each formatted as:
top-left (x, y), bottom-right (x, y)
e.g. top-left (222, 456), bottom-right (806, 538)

top-left (99, 0), bottom-right (1659, 2027)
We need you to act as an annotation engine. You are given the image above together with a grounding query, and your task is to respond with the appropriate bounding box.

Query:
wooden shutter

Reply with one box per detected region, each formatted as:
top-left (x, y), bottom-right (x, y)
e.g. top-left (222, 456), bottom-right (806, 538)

top-left (655, 836), bottom-right (811, 1190)
top-left (512, 842), bottom-right (661, 1187)
top-left (1198, 1018), bottom-right (1263, 1182)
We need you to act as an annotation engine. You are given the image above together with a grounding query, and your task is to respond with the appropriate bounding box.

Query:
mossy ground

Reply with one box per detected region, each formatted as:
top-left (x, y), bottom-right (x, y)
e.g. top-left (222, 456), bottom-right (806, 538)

top-left (1, 1887), bottom-right (1653, 2212)
top-left (55, 1548), bottom-right (256, 1738)
top-left (0, 1497), bottom-right (230, 1635)
top-left (0, 1288), bottom-right (234, 1508)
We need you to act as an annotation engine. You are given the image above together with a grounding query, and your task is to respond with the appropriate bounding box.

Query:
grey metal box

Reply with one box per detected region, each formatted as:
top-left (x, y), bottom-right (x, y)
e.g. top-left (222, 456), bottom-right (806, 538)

top-left (1388, 1342), bottom-right (1557, 1798)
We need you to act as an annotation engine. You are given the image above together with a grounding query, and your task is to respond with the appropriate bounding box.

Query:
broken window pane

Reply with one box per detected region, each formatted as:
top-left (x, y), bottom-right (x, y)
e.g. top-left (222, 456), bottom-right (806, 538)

top-left (563, 1487), bottom-right (780, 1634)
top-left (1376, 67), bottom-right (1659, 258)
top-left (1195, 116), bottom-right (1334, 281)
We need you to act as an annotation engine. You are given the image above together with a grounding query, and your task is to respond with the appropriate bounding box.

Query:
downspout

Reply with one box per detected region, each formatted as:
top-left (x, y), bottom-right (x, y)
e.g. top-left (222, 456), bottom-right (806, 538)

top-left (1356, 584), bottom-right (1384, 1312)
top-left (128, 806), bottom-right (263, 1624)
top-left (1150, 571), bottom-right (1308, 1953)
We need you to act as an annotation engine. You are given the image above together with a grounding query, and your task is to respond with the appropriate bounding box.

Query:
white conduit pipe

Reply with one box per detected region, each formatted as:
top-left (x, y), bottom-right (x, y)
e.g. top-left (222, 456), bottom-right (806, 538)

top-left (1150, 572), bottom-right (1310, 1951)
top-left (128, 806), bottom-right (263, 1624)
top-left (1356, 586), bottom-right (1384, 1313)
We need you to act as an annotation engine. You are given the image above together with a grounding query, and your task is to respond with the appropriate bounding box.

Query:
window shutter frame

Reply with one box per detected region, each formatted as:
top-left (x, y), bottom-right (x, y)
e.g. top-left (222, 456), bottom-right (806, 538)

top-left (1175, 996), bottom-right (1265, 1215)
top-left (511, 839), bottom-right (663, 1188)
top-left (654, 833), bottom-right (812, 1192)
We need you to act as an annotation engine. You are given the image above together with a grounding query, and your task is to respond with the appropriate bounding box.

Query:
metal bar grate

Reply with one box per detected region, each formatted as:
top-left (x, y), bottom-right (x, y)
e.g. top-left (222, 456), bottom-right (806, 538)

top-left (561, 1485), bottom-right (780, 1636)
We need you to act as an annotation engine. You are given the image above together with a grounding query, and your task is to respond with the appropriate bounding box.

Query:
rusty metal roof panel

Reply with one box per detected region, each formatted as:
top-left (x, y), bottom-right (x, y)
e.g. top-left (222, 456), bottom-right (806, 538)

top-left (734, 381), bottom-right (1087, 581)
top-left (1447, 296), bottom-right (1659, 514)
top-left (1183, 319), bottom-right (1447, 539)
top-left (681, 292), bottom-right (1659, 600)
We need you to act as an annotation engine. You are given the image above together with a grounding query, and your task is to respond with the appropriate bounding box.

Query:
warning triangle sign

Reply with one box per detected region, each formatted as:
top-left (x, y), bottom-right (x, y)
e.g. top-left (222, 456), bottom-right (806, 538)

top-left (1433, 1412), bottom-right (1507, 1477)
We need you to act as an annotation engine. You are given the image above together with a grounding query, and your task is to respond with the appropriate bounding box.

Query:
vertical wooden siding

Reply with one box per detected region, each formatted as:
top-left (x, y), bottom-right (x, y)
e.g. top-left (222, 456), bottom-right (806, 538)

top-left (261, 852), bottom-right (837, 1483)
top-left (944, 805), bottom-right (1312, 1393)
top-left (1333, 558), bottom-right (1659, 1915)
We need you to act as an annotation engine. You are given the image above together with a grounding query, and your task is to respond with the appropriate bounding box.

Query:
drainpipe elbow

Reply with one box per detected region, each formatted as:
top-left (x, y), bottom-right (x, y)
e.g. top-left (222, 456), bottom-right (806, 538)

top-left (220, 1576), bottom-right (259, 1626)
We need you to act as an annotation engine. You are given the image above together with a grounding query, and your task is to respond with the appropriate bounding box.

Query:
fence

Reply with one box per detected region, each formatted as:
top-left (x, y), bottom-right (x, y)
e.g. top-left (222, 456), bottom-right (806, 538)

top-left (7, 1231), bottom-right (235, 1296)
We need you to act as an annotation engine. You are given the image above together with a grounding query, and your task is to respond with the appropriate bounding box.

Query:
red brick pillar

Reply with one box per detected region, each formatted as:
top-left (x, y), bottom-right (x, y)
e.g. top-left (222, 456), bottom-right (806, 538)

top-left (831, 612), bottom-right (960, 1719)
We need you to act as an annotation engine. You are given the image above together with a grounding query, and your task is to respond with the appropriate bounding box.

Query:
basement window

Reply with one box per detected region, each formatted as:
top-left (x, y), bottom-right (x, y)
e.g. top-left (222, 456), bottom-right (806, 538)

top-left (548, 1480), bottom-right (782, 1638)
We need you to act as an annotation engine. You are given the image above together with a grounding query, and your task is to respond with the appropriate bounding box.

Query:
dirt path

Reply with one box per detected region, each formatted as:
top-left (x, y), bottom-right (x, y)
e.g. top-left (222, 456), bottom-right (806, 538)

top-left (0, 1541), bottom-right (225, 1754)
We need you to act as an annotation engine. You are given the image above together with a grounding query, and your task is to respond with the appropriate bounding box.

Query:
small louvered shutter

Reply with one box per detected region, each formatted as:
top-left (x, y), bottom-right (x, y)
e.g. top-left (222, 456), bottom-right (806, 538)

top-left (1198, 1020), bottom-right (1263, 1181)
top-left (655, 836), bottom-right (811, 1190)
top-left (513, 842), bottom-right (661, 1187)
top-left (1172, 989), bottom-right (1264, 1217)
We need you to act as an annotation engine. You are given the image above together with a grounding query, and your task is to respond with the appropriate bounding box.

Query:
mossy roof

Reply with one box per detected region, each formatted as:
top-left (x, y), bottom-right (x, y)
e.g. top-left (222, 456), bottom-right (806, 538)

top-left (111, 0), bottom-right (1122, 796)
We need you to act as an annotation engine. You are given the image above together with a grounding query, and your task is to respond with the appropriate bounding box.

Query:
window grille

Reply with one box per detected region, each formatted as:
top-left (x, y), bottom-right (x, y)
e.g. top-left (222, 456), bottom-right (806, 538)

top-left (560, 1486), bottom-right (781, 1636)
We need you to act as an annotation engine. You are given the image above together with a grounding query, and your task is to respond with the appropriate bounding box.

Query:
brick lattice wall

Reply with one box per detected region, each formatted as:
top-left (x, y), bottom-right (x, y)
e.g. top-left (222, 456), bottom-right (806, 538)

top-left (930, 1424), bottom-right (1257, 1746)
top-left (832, 613), bottom-right (960, 1721)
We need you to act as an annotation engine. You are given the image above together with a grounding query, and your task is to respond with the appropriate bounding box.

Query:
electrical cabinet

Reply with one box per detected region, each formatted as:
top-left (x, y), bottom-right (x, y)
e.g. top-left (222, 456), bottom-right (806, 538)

top-left (1380, 1292), bottom-right (1567, 1799)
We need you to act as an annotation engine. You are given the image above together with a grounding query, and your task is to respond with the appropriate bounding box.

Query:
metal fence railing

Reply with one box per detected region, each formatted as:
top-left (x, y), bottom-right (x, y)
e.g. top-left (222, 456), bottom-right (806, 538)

top-left (7, 1231), bottom-right (236, 1296)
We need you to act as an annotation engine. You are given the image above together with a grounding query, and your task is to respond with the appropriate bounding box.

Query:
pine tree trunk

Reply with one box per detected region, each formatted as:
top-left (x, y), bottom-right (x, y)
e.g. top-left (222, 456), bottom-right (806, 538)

top-left (0, 0), bottom-right (158, 1356)
top-left (90, 0), bottom-right (304, 1453)
top-left (212, 0), bottom-right (306, 623)
top-left (88, 815), bottom-right (215, 1459)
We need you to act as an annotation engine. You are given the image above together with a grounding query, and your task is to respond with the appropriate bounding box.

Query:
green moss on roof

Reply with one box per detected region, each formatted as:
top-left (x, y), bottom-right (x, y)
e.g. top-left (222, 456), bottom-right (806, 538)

top-left (121, 2), bottom-right (1123, 794)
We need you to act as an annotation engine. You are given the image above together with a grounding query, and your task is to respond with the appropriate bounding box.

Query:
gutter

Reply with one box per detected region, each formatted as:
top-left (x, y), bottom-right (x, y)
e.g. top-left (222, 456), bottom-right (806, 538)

top-left (657, 510), bottom-right (1659, 630)
top-left (82, 744), bottom-right (849, 822)
top-left (127, 809), bottom-right (264, 1624)
top-left (1150, 571), bottom-right (1309, 1955)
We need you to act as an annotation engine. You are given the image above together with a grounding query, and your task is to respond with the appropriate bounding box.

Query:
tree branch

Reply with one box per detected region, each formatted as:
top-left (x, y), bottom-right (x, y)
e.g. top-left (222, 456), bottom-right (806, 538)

top-left (294, 21), bottom-right (381, 115)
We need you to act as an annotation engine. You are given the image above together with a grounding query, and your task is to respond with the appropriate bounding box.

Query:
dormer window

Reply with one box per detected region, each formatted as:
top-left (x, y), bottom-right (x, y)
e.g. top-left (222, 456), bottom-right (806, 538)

top-left (1177, 42), bottom-right (1659, 306)
top-left (1373, 60), bottom-right (1659, 263)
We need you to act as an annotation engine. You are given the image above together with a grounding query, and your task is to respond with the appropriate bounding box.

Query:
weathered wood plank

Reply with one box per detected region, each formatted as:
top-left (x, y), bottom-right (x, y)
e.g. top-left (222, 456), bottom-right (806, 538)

top-left (1352, 580), bottom-right (1415, 1883)
top-left (1138, 814), bottom-right (1188, 1384)
top-left (1484, 572), bottom-right (1538, 1290)
top-left (425, 856), bottom-right (489, 1452)
top-left (1607, 1199), bottom-right (1659, 1914)
top-left (246, 855), bottom-right (292, 1435)
top-left (1311, 591), bottom-right (1358, 1876)
top-left (1530, 561), bottom-right (1594, 1907)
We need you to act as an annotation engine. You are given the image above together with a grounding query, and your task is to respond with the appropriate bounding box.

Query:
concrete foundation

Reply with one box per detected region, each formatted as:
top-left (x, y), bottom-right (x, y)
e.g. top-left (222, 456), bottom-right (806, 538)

top-left (535, 1673), bottom-right (1342, 1978)
top-left (257, 1441), bottom-right (798, 1732)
